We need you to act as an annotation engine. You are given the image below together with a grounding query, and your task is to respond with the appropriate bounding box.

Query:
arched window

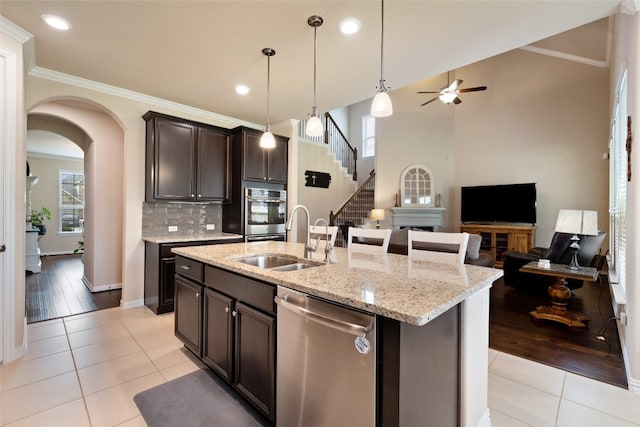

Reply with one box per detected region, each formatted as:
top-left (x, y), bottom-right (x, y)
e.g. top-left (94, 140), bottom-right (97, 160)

top-left (400, 164), bottom-right (435, 207)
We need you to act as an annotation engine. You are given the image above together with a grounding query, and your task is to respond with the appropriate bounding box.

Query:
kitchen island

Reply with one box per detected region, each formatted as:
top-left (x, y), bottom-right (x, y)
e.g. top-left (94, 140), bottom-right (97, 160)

top-left (172, 240), bottom-right (502, 427)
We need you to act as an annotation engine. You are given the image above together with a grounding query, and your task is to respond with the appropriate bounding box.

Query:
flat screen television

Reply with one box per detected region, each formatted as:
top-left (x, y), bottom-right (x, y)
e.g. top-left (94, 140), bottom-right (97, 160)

top-left (461, 183), bottom-right (537, 225)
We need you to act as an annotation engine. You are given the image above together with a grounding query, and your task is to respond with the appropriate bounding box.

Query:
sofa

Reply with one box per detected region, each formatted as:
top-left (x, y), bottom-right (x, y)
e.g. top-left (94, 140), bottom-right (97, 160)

top-left (502, 231), bottom-right (607, 293)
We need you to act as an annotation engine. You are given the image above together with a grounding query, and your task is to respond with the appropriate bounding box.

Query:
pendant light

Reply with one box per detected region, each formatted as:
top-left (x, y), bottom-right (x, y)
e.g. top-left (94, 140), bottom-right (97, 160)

top-left (306, 15), bottom-right (324, 137)
top-left (260, 48), bottom-right (276, 149)
top-left (370, 0), bottom-right (393, 117)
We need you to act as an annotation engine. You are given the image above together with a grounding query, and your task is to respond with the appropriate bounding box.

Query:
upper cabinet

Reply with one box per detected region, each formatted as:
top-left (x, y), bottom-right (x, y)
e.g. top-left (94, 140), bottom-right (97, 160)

top-left (235, 127), bottom-right (288, 185)
top-left (144, 111), bottom-right (231, 202)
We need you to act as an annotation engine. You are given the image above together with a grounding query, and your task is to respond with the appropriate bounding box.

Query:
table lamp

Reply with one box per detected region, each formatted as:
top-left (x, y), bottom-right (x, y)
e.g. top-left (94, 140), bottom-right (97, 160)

top-left (370, 209), bottom-right (385, 229)
top-left (554, 209), bottom-right (598, 270)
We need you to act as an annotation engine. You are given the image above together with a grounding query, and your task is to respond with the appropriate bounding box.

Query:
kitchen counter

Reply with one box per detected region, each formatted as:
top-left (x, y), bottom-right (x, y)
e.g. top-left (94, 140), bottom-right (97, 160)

top-left (172, 240), bottom-right (502, 326)
top-left (142, 232), bottom-right (243, 244)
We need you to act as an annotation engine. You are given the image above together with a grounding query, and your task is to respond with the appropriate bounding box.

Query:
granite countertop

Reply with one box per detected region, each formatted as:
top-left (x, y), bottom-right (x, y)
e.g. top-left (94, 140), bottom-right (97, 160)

top-left (142, 232), bottom-right (243, 244)
top-left (172, 241), bottom-right (503, 326)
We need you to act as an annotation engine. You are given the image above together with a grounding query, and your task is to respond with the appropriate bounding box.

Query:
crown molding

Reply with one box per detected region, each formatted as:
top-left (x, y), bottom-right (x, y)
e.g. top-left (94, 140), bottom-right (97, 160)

top-left (620, 0), bottom-right (639, 14)
top-left (0, 16), bottom-right (33, 43)
top-left (28, 66), bottom-right (259, 129)
top-left (518, 45), bottom-right (609, 68)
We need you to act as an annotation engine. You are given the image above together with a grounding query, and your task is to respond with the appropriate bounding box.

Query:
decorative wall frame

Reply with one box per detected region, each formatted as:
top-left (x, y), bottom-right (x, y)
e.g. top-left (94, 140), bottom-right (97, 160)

top-left (399, 164), bottom-right (435, 207)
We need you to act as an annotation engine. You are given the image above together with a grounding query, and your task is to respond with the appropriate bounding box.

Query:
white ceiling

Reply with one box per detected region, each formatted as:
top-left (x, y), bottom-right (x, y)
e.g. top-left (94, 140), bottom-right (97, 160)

top-left (27, 130), bottom-right (84, 159)
top-left (2, 1), bottom-right (622, 128)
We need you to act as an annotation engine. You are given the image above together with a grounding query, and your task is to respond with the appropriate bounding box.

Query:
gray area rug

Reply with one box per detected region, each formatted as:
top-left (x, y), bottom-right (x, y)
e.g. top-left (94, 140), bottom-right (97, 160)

top-left (134, 369), bottom-right (270, 427)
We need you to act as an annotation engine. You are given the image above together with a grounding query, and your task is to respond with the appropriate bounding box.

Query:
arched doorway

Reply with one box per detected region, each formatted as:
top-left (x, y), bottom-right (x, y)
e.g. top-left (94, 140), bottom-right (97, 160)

top-left (26, 98), bottom-right (125, 322)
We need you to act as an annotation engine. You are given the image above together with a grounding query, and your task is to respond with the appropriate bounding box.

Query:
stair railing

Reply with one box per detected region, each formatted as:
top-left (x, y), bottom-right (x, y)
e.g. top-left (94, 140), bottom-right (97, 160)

top-left (299, 112), bottom-right (358, 181)
top-left (330, 170), bottom-right (375, 247)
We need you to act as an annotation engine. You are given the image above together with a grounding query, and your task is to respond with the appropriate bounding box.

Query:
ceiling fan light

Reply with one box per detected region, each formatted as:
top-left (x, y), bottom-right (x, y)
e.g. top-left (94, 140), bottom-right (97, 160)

top-left (306, 114), bottom-right (324, 137)
top-left (371, 90), bottom-right (393, 117)
top-left (260, 130), bottom-right (276, 149)
top-left (439, 92), bottom-right (458, 104)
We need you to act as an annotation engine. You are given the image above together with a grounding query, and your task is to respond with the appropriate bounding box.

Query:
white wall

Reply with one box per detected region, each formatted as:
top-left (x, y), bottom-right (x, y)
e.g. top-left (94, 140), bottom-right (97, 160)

top-left (26, 154), bottom-right (84, 254)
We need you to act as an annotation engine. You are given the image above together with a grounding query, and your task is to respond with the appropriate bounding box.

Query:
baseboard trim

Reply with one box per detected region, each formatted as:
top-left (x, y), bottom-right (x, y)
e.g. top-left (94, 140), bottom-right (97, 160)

top-left (121, 299), bottom-right (144, 310)
top-left (81, 275), bottom-right (122, 293)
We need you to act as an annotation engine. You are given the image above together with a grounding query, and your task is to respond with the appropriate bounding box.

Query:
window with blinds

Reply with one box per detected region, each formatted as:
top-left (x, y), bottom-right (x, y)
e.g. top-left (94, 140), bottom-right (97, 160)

top-left (609, 70), bottom-right (627, 291)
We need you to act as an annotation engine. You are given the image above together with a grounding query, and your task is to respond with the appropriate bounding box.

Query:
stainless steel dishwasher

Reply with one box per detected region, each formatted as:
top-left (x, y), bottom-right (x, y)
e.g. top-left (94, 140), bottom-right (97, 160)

top-left (275, 286), bottom-right (376, 427)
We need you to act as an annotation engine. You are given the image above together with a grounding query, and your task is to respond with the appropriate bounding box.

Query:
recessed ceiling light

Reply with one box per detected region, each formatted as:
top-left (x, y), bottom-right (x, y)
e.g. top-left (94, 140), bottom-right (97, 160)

top-left (340, 18), bottom-right (361, 35)
top-left (41, 14), bottom-right (72, 31)
top-left (235, 85), bottom-right (250, 95)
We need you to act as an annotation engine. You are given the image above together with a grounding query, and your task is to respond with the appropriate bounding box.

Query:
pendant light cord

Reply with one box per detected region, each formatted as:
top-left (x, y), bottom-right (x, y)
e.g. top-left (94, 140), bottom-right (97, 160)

top-left (379, 0), bottom-right (385, 86)
top-left (312, 23), bottom-right (318, 114)
top-left (266, 53), bottom-right (271, 129)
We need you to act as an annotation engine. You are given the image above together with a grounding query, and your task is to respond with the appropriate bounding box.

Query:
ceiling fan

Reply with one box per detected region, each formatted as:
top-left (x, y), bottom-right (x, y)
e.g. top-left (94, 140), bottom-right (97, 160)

top-left (418, 72), bottom-right (487, 106)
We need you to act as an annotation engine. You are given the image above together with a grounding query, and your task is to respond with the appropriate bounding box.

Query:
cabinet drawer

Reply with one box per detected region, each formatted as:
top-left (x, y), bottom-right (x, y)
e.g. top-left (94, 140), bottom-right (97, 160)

top-left (175, 256), bottom-right (203, 282)
top-left (204, 266), bottom-right (275, 315)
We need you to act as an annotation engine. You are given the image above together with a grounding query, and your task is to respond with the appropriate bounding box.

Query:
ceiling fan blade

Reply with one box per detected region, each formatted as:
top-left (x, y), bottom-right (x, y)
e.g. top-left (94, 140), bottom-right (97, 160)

top-left (449, 79), bottom-right (463, 91)
top-left (420, 97), bottom-right (439, 106)
top-left (458, 86), bottom-right (487, 93)
top-left (417, 91), bottom-right (440, 94)
top-left (453, 97), bottom-right (462, 104)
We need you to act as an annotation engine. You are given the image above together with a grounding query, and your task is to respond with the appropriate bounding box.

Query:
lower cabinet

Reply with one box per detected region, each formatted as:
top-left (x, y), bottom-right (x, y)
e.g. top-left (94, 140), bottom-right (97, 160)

top-left (174, 275), bottom-right (203, 357)
top-left (174, 257), bottom-right (276, 424)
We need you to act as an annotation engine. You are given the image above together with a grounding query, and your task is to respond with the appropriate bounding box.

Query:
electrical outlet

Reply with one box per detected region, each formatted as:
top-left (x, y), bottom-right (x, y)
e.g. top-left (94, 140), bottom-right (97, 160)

top-left (206, 224), bottom-right (215, 230)
top-left (168, 225), bottom-right (178, 232)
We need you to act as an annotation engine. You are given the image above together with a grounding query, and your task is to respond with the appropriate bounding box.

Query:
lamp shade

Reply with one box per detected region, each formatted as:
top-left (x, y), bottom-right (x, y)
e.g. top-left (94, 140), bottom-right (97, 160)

top-left (260, 130), bottom-right (276, 149)
top-left (371, 91), bottom-right (393, 117)
top-left (306, 114), bottom-right (323, 137)
top-left (554, 209), bottom-right (598, 235)
top-left (370, 208), bottom-right (385, 221)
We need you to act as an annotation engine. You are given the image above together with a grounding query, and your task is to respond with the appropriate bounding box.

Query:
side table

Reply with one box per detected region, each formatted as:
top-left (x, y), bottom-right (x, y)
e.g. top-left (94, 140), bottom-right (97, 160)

top-left (519, 261), bottom-right (599, 328)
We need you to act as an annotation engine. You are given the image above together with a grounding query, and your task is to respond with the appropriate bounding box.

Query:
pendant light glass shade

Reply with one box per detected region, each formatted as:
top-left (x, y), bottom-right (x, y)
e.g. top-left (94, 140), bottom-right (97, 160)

top-left (306, 15), bottom-right (324, 137)
top-left (371, 0), bottom-right (392, 117)
top-left (260, 48), bottom-right (276, 149)
top-left (260, 130), bottom-right (276, 149)
top-left (306, 113), bottom-right (323, 137)
top-left (371, 89), bottom-right (393, 117)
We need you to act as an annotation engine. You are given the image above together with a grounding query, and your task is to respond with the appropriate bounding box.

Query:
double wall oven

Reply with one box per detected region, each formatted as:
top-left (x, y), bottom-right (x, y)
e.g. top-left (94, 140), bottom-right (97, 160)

top-left (244, 188), bottom-right (287, 241)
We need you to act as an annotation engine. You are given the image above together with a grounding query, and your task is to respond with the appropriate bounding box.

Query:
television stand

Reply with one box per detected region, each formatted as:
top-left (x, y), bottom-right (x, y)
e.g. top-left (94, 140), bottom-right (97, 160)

top-left (459, 223), bottom-right (535, 268)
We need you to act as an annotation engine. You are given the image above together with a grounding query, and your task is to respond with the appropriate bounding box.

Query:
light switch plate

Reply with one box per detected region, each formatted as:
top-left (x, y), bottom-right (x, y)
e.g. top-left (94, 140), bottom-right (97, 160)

top-left (206, 224), bottom-right (215, 230)
top-left (168, 225), bottom-right (178, 232)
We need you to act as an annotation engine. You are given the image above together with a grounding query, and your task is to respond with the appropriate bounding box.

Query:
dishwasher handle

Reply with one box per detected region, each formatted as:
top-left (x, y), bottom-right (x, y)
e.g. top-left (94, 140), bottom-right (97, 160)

top-left (275, 295), bottom-right (370, 338)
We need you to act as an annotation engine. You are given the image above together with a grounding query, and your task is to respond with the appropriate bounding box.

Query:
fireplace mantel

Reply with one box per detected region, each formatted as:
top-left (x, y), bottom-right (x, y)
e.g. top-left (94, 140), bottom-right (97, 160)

top-left (391, 207), bottom-right (446, 230)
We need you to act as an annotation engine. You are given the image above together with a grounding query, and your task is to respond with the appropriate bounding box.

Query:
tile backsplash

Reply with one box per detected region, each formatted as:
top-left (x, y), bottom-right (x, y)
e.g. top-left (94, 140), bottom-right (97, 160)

top-left (142, 202), bottom-right (223, 236)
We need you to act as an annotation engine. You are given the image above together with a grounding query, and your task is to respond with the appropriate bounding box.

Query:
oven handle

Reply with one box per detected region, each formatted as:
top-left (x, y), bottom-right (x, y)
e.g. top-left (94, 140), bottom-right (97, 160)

top-left (245, 234), bottom-right (286, 242)
top-left (246, 198), bottom-right (287, 203)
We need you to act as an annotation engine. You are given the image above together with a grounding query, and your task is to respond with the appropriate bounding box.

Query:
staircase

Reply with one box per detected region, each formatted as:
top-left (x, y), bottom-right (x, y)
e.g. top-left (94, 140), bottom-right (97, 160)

top-left (329, 171), bottom-right (376, 248)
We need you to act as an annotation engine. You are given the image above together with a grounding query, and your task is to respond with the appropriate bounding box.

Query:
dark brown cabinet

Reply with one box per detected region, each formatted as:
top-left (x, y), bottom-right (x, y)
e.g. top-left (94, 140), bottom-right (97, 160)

top-left (235, 126), bottom-right (288, 184)
top-left (144, 239), bottom-right (242, 314)
top-left (174, 257), bottom-right (276, 423)
top-left (144, 111), bottom-right (231, 202)
top-left (174, 275), bottom-right (203, 357)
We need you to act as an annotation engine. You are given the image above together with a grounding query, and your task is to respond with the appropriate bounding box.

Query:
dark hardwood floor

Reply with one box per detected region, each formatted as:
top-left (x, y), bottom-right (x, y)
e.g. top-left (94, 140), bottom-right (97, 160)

top-left (26, 254), bottom-right (122, 324)
top-left (490, 275), bottom-right (627, 388)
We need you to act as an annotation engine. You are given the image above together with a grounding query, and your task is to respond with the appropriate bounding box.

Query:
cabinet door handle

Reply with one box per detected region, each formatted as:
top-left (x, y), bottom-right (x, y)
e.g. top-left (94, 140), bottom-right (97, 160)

top-left (231, 310), bottom-right (237, 317)
top-left (263, 176), bottom-right (267, 180)
top-left (198, 194), bottom-right (202, 198)
top-left (224, 307), bottom-right (229, 313)
top-left (180, 265), bottom-right (191, 270)
top-left (195, 292), bottom-right (200, 298)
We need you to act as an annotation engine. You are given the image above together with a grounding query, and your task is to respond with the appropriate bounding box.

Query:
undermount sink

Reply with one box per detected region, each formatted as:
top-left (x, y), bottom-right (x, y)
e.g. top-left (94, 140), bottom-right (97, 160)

top-left (233, 254), bottom-right (324, 271)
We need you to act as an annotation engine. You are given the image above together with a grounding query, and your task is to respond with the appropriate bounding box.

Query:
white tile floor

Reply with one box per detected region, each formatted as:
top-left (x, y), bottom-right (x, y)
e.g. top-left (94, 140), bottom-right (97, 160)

top-left (1, 306), bottom-right (639, 426)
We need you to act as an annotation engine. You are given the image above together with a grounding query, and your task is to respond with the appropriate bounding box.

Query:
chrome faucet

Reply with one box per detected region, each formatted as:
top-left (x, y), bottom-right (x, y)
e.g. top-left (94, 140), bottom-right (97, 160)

top-left (313, 218), bottom-right (335, 264)
top-left (285, 205), bottom-right (316, 259)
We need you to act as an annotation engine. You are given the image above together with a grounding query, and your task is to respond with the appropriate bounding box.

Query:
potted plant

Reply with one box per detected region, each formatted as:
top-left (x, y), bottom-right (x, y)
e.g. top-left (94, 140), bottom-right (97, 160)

top-left (29, 207), bottom-right (51, 236)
